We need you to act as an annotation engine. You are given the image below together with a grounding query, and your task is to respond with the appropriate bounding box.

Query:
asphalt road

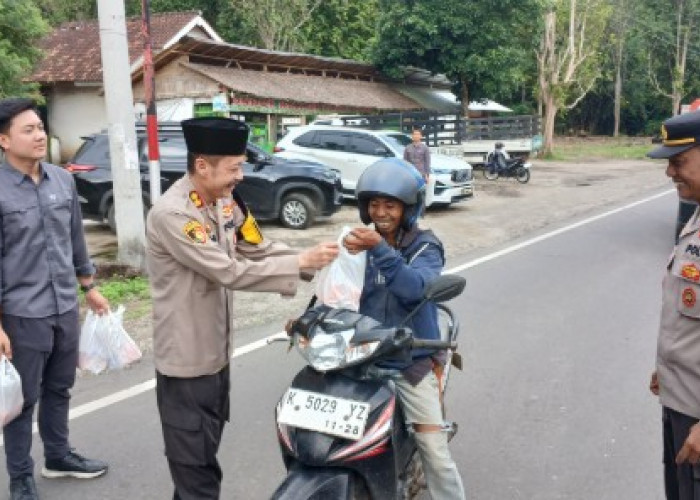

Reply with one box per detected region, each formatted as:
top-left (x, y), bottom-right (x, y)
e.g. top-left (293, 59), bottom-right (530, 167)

top-left (1, 187), bottom-right (675, 499)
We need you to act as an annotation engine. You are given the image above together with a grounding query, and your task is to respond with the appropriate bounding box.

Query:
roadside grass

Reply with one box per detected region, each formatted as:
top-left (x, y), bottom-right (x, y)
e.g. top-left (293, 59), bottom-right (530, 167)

top-left (542, 137), bottom-right (653, 161)
top-left (80, 276), bottom-right (150, 304)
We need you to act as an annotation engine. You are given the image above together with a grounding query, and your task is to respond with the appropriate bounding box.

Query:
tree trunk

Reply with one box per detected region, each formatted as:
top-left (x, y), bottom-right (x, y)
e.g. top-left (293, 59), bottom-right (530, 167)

top-left (542, 94), bottom-right (558, 156)
top-left (613, 38), bottom-right (623, 137)
top-left (613, 64), bottom-right (622, 137)
top-left (460, 79), bottom-right (470, 117)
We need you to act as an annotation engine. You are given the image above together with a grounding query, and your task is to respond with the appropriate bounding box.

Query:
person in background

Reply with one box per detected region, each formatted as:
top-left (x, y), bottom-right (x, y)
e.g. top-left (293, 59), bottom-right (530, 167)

top-left (0, 97), bottom-right (110, 500)
top-left (403, 128), bottom-right (431, 182)
top-left (486, 141), bottom-right (509, 175)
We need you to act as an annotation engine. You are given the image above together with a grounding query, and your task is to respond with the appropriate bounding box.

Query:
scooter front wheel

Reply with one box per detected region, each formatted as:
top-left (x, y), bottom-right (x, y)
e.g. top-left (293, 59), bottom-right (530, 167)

top-left (516, 168), bottom-right (531, 183)
top-left (483, 169), bottom-right (499, 180)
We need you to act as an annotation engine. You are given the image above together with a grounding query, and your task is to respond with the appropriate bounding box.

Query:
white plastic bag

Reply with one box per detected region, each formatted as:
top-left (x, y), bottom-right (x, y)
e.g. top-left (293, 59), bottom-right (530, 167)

top-left (78, 306), bottom-right (142, 374)
top-left (78, 311), bottom-right (108, 374)
top-left (0, 355), bottom-right (24, 428)
top-left (103, 306), bottom-right (142, 370)
top-left (315, 226), bottom-right (366, 311)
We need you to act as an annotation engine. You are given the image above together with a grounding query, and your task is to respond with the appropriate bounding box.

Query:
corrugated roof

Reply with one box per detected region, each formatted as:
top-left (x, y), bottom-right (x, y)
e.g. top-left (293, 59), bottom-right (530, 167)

top-left (162, 35), bottom-right (379, 79)
top-left (31, 11), bottom-right (204, 83)
top-left (182, 62), bottom-right (422, 111)
top-left (144, 35), bottom-right (452, 87)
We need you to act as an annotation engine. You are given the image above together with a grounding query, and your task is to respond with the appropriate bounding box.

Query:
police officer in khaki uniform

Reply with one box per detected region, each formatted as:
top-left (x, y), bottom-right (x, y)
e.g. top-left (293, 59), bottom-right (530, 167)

top-left (146, 117), bottom-right (338, 499)
top-left (649, 110), bottom-right (700, 500)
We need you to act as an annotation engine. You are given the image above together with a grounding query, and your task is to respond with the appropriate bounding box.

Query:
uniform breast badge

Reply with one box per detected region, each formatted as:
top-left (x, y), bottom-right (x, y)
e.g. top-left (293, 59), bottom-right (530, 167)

top-left (682, 287), bottom-right (697, 308)
top-left (681, 263), bottom-right (700, 282)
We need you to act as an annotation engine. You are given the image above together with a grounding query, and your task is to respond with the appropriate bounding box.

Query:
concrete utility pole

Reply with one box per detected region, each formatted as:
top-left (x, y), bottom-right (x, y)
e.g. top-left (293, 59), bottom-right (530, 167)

top-left (97, 0), bottom-right (146, 268)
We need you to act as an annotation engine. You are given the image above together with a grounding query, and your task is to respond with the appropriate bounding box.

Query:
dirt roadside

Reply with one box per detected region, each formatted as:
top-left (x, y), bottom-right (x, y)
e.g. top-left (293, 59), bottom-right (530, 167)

top-left (84, 158), bottom-right (672, 354)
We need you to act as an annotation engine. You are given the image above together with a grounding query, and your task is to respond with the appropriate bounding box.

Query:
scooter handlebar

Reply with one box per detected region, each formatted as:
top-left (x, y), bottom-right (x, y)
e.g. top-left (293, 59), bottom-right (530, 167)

top-left (411, 339), bottom-right (457, 350)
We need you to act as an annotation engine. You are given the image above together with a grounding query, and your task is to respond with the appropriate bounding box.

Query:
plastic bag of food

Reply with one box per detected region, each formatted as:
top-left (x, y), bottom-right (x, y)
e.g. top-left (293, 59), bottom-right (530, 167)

top-left (79, 306), bottom-right (142, 374)
top-left (103, 306), bottom-right (142, 370)
top-left (0, 355), bottom-right (23, 427)
top-left (315, 227), bottom-right (366, 311)
top-left (78, 311), bottom-right (109, 374)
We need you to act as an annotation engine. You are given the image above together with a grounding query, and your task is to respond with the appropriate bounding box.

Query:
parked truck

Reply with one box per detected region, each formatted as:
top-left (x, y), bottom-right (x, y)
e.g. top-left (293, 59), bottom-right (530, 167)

top-left (326, 111), bottom-right (542, 167)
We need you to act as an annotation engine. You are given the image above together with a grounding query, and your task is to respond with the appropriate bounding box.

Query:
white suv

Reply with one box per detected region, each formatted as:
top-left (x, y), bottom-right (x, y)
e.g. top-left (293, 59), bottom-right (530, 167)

top-left (274, 125), bottom-right (473, 207)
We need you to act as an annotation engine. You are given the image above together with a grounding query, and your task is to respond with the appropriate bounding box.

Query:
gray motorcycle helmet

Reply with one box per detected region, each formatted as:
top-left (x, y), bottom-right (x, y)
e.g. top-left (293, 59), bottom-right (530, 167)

top-left (355, 158), bottom-right (426, 231)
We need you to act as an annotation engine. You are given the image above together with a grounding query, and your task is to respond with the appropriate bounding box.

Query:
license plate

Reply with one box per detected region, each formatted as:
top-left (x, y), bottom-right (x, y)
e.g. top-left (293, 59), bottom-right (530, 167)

top-left (277, 388), bottom-right (370, 441)
top-left (461, 186), bottom-right (472, 195)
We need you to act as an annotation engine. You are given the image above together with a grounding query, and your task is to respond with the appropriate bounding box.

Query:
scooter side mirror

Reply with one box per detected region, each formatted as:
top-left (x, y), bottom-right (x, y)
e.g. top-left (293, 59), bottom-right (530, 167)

top-left (424, 275), bottom-right (466, 303)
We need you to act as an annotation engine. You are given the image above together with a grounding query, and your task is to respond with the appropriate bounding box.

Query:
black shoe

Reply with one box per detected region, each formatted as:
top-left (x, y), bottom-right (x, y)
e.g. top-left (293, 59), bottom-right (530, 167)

top-left (41, 450), bottom-right (108, 479)
top-left (9, 475), bottom-right (39, 500)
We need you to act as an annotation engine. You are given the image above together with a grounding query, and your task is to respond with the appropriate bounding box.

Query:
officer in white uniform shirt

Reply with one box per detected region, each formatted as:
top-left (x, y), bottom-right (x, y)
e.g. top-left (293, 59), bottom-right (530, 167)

top-left (649, 110), bottom-right (700, 500)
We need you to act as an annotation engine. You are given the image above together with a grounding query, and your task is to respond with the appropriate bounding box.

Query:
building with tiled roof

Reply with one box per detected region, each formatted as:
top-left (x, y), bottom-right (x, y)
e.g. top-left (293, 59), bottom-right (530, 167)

top-left (32, 11), bottom-right (219, 84)
top-left (32, 11), bottom-right (451, 161)
top-left (31, 11), bottom-right (220, 159)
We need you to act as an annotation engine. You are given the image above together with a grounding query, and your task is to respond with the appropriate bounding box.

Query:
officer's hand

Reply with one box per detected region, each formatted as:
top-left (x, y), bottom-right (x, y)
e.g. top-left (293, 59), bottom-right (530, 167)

top-left (284, 318), bottom-right (296, 336)
top-left (676, 424), bottom-right (700, 464)
top-left (343, 228), bottom-right (382, 254)
top-left (85, 288), bottom-right (110, 316)
top-left (298, 242), bottom-right (339, 270)
top-left (649, 371), bottom-right (660, 396)
top-left (0, 329), bottom-right (12, 360)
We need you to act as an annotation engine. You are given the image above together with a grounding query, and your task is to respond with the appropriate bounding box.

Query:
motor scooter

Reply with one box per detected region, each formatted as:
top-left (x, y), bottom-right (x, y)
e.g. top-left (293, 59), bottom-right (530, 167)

top-left (483, 155), bottom-right (531, 183)
top-left (271, 274), bottom-right (465, 499)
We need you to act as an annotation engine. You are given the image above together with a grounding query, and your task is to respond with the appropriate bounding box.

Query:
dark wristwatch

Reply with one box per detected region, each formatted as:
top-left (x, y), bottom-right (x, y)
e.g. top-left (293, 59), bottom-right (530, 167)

top-left (80, 282), bottom-right (97, 293)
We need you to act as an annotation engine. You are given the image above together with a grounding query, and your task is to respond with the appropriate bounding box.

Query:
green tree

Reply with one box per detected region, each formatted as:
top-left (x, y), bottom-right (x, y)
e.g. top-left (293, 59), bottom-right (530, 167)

top-left (537, 0), bottom-right (611, 154)
top-left (125, 0), bottom-right (225, 26)
top-left (302, 0), bottom-right (379, 61)
top-left (219, 0), bottom-right (321, 51)
top-left (641, 0), bottom-right (700, 115)
top-left (373, 0), bottom-right (542, 115)
top-left (0, 0), bottom-right (48, 98)
top-left (35, 0), bottom-right (97, 25)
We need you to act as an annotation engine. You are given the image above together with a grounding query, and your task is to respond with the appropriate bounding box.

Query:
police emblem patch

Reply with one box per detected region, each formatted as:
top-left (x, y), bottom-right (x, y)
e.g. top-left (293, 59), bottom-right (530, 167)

top-left (682, 287), bottom-right (697, 308)
top-left (183, 220), bottom-right (208, 244)
top-left (222, 203), bottom-right (234, 218)
top-left (681, 263), bottom-right (700, 282)
top-left (189, 191), bottom-right (204, 208)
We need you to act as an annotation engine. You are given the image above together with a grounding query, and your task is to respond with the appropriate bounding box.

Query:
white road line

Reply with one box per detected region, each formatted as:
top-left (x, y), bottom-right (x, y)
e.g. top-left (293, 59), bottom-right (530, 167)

top-left (0, 188), bottom-right (675, 446)
top-left (445, 189), bottom-right (675, 274)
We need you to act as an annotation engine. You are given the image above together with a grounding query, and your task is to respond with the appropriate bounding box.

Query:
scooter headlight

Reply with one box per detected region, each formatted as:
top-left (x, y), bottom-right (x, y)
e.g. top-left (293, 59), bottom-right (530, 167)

top-left (295, 331), bottom-right (380, 372)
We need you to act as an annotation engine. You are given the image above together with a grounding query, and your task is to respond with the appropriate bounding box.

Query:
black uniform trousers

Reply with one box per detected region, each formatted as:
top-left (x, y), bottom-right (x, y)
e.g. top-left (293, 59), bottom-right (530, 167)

top-left (156, 364), bottom-right (230, 500)
top-left (664, 406), bottom-right (700, 500)
top-left (1, 306), bottom-right (79, 479)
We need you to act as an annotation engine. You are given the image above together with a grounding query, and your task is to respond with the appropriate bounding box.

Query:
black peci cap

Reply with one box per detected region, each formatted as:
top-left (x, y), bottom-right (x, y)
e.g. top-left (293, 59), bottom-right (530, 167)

top-left (181, 117), bottom-right (249, 156)
top-left (648, 111), bottom-right (700, 159)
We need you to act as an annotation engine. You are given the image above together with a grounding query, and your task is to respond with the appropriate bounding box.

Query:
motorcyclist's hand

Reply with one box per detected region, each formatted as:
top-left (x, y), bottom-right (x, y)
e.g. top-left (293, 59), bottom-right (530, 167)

top-left (344, 228), bottom-right (382, 254)
top-left (298, 242), bottom-right (339, 270)
top-left (650, 370), bottom-right (660, 396)
top-left (0, 329), bottom-right (11, 360)
top-left (677, 423), bottom-right (700, 464)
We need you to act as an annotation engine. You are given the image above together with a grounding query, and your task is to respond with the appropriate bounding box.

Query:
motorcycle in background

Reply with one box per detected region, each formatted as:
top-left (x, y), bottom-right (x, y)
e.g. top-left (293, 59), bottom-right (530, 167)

top-left (483, 155), bottom-right (531, 183)
top-left (271, 274), bottom-right (466, 500)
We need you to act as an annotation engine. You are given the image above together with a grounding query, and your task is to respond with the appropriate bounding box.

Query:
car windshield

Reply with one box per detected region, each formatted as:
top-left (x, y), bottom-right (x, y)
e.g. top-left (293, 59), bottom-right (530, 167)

top-left (380, 133), bottom-right (412, 153)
